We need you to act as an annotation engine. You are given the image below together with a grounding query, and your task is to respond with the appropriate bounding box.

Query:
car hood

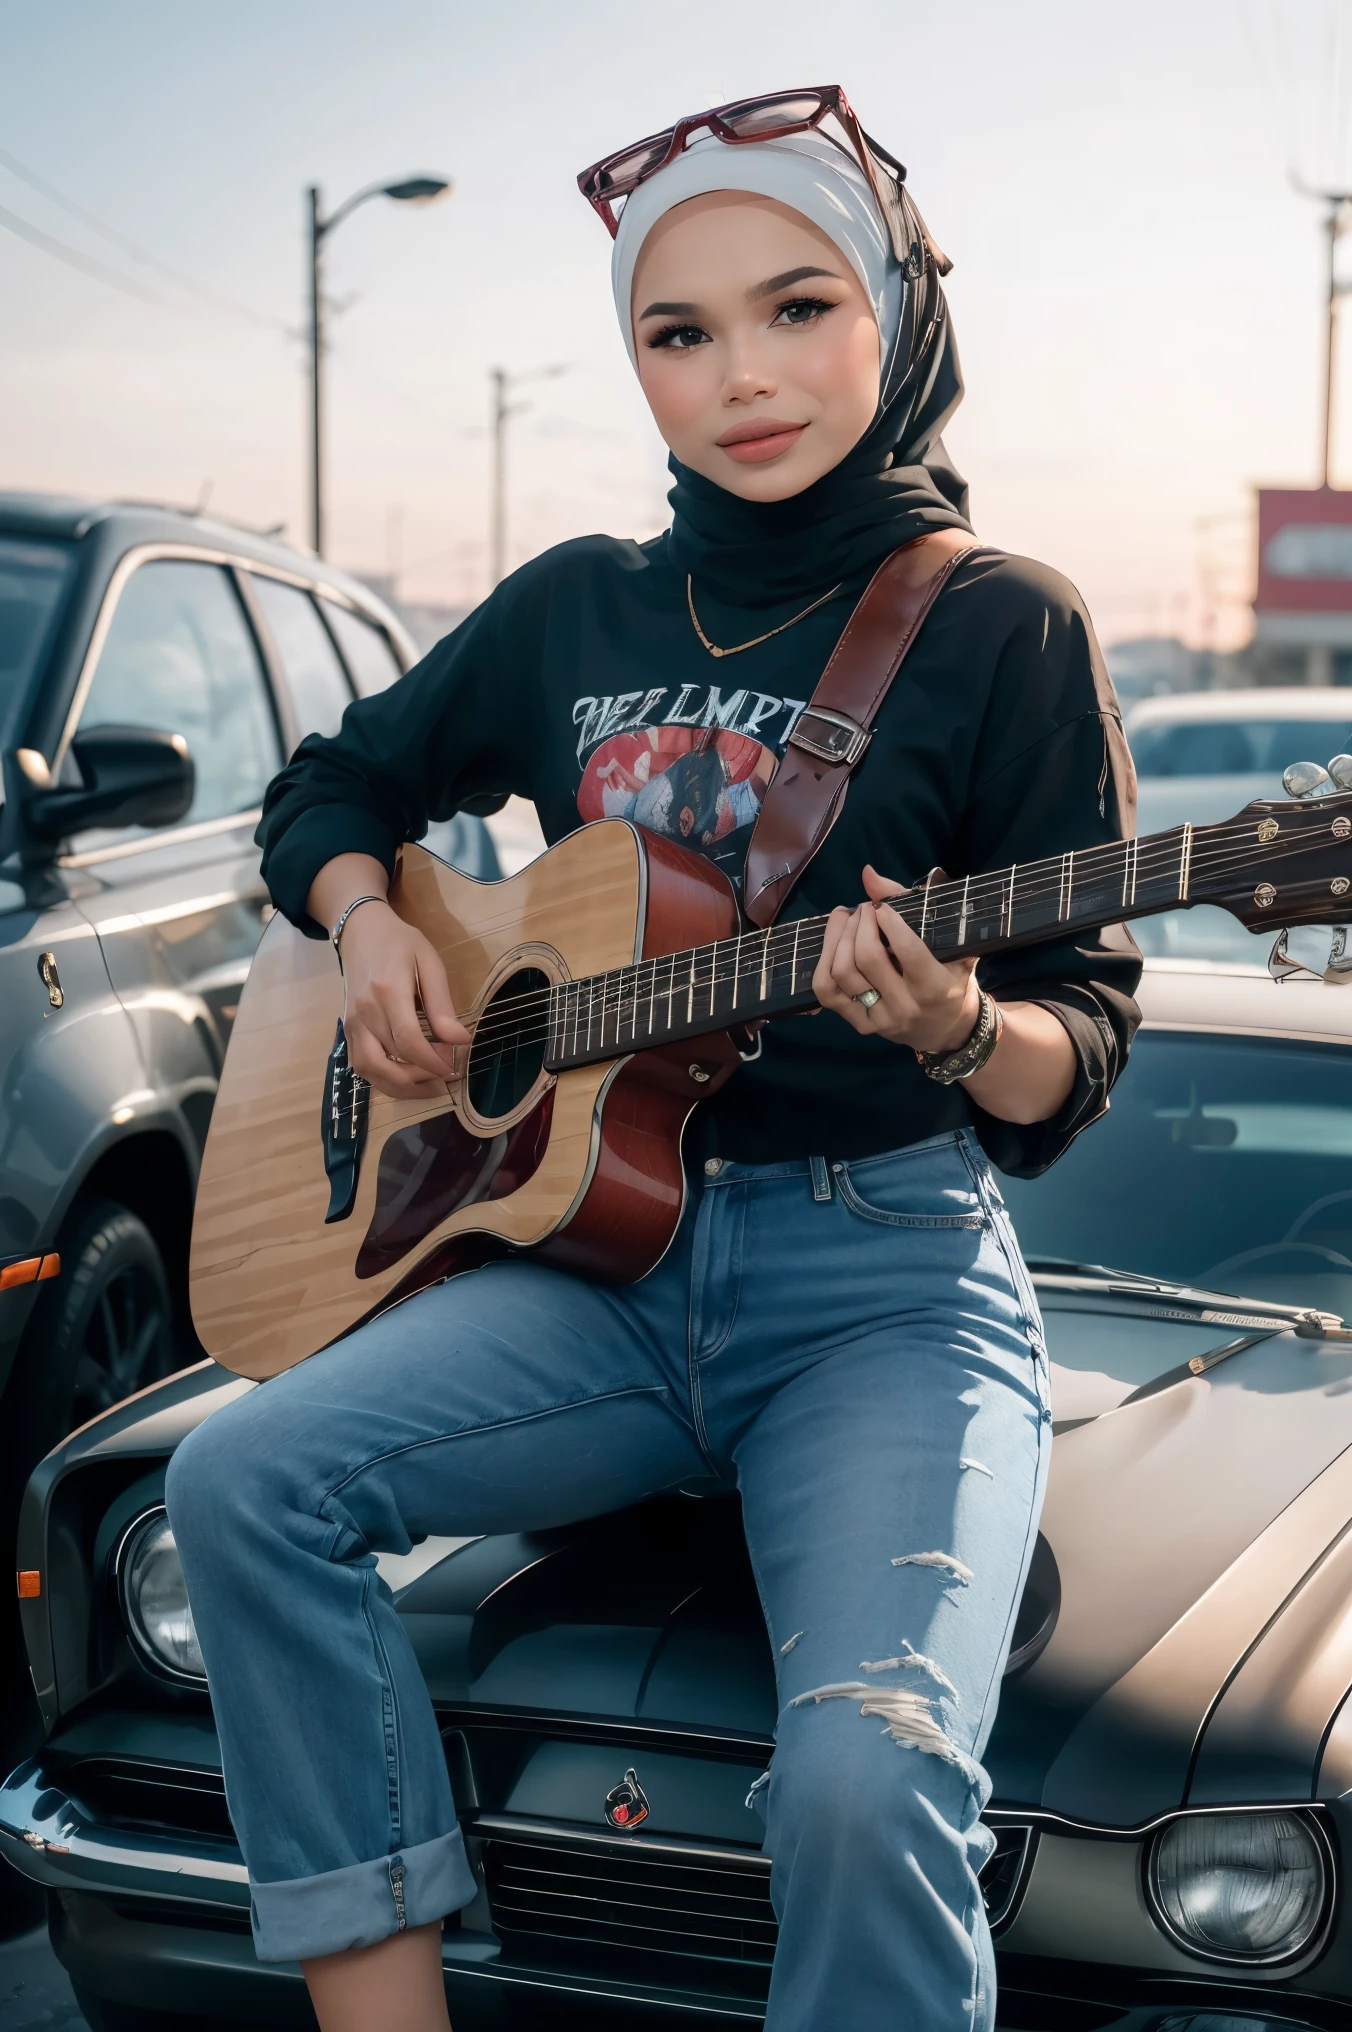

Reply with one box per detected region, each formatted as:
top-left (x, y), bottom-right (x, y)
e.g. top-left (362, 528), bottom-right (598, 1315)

top-left (995, 1284), bottom-right (1352, 1819)
top-left (27, 1282), bottom-right (1352, 1829)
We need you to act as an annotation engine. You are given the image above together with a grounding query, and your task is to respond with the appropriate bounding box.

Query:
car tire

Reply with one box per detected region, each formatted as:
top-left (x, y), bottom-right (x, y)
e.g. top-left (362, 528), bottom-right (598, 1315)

top-left (71, 1982), bottom-right (212, 2030)
top-left (4, 1198), bottom-right (175, 1476)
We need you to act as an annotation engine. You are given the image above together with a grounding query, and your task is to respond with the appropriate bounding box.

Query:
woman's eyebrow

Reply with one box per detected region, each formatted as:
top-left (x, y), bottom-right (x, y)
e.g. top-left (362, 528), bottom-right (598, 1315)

top-left (638, 299), bottom-right (700, 318)
top-left (748, 265), bottom-right (840, 300)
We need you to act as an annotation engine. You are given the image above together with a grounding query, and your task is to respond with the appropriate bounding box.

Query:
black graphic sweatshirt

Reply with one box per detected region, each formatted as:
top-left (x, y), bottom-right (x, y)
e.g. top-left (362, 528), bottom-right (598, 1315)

top-left (258, 539), bottom-right (1141, 1175)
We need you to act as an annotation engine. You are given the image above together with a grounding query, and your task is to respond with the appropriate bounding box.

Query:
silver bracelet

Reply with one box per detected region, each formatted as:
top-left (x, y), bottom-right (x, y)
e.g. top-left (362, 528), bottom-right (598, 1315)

top-left (330, 894), bottom-right (385, 955)
top-left (914, 990), bottom-right (1004, 1085)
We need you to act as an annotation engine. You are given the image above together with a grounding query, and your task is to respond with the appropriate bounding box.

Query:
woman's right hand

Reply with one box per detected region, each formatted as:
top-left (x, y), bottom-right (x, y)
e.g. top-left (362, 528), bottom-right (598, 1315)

top-left (306, 854), bottom-right (470, 1099)
top-left (336, 902), bottom-right (470, 1098)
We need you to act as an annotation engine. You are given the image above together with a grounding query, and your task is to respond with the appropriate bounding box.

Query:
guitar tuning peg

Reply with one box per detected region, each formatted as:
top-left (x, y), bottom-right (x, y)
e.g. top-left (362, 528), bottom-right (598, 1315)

top-left (1329, 754), bottom-right (1352, 790)
top-left (1327, 926), bottom-right (1352, 982)
top-left (1269, 925), bottom-right (1341, 982)
top-left (1283, 760), bottom-right (1334, 798)
top-left (1269, 928), bottom-right (1301, 981)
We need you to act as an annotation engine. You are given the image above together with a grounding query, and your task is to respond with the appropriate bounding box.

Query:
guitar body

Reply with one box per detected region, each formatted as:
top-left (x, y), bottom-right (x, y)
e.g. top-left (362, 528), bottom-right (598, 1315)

top-left (190, 821), bottom-right (743, 1378)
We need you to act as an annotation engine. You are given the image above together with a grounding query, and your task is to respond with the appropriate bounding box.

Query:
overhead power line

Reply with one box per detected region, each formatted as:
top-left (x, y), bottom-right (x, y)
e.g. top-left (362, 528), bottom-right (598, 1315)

top-left (0, 199), bottom-right (165, 302)
top-left (0, 144), bottom-right (288, 332)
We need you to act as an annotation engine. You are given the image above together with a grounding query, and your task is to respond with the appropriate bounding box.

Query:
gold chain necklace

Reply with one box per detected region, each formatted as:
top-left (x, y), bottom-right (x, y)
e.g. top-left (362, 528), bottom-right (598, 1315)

top-left (686, 574), bottom-right (843, 659)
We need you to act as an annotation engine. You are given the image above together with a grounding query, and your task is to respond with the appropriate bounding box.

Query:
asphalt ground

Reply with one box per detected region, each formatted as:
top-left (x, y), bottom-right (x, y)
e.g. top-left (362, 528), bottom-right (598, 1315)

top-left (0, 1922), bottom-right (290, 2032)
top-left (0, 1927), bottom-right (84, 2032)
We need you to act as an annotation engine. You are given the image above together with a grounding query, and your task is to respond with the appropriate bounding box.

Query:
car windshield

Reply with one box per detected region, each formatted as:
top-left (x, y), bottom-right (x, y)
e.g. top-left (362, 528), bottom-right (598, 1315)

top-left (1131, 717), bottom-right (1352, 777)
top-left (0, 535), bottom-right (76, 744)
top-left (1002, 1030), bottom-right (1352, 1319)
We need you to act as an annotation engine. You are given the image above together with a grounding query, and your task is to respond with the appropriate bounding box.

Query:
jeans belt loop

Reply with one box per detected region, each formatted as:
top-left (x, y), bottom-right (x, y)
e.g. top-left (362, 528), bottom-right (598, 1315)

top-left (809, 1155), bottom-right (833, 1203)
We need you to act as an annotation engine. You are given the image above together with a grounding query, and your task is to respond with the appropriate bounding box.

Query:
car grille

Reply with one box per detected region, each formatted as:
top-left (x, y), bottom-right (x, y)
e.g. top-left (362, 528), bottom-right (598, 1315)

top-left (478, 1821), bottom-right (1034, 1997)
top-left (480, 1826), bottom-right (775, 1996)
top-left (982, 1822), bottom-right (1035, 1930)
top-left (52, 1756), bottom-right (1034, 1978)
top-left (63, 1760), bottom-right (234, 1842)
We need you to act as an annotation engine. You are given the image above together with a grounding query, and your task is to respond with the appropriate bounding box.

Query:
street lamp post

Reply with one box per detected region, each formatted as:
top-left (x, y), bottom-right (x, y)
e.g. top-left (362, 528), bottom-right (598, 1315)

top-left (1295, 178), bottom-right (1352, 489)
top-left (307, 174), bottom-right (451, 557)
top-left (488, 363), bottom-right (566, 585)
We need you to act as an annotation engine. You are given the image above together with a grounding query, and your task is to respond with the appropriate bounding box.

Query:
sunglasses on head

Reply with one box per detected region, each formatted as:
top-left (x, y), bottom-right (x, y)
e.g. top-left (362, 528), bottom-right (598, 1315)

top-left (577, 85), bottom-right (946, 274)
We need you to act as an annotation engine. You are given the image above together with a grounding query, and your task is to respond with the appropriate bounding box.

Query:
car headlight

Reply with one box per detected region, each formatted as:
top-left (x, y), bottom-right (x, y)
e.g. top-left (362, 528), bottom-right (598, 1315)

top-left (118, 1509), bottom-right (206, 1684)
top-left (1147, 1810), bottom-right (1329, 1964)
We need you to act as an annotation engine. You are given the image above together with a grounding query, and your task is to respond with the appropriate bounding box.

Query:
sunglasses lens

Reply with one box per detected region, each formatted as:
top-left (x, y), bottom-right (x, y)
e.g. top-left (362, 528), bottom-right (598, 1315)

top-left (722, 92), bottom-right (826, 137)
top-left (591, 136), bottom-right (673, 197)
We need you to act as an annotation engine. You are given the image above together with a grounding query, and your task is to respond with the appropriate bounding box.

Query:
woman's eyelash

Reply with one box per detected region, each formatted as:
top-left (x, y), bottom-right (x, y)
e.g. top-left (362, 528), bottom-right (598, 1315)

top-left (646, 322), bottom-right (708, 350)
top-left (644, 297), bottom-right (835, 349)
top-left (771, 295), bottom-right (836, 326)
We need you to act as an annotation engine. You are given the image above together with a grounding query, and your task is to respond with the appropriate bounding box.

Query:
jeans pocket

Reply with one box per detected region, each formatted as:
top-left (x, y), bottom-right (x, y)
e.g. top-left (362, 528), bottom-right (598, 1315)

top-left (834, 1140), bottom-right (988, 1230)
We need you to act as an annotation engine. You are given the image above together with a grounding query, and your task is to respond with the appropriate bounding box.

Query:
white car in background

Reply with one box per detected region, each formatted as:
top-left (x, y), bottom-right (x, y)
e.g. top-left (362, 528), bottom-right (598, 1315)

top-left (1127, 689), bottom-right (1352, 968)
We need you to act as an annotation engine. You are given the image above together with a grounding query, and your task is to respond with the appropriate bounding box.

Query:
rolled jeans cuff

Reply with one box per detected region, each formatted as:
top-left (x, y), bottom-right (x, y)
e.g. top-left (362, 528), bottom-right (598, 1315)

top-left (249, 1828), bottom-right (477, 1962)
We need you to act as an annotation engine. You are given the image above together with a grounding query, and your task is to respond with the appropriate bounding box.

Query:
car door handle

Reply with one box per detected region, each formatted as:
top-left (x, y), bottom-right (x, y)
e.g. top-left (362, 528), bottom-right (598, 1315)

top-left (37, 952), bottom-right (64, 1008)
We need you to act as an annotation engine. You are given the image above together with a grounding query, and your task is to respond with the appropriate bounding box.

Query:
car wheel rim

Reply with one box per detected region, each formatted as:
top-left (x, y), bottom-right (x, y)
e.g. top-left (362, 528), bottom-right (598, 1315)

top-left (73, 1265), bottom-right (167, 1422)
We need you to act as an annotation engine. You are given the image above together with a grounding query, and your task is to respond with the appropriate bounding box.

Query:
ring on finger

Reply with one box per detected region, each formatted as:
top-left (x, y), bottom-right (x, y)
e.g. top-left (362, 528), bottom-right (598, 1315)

top-left (852, 988), bottom-right (882, 1010)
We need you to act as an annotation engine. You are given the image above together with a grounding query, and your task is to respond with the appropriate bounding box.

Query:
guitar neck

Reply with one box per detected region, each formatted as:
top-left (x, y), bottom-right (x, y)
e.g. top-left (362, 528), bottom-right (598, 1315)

top-left (542, 820), bottom-right (1222, 1073)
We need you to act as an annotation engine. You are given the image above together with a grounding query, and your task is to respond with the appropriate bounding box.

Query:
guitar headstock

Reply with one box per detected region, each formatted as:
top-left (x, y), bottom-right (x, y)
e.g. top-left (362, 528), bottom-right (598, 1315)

top-left (1195, 758), bottom-right (1352, 931)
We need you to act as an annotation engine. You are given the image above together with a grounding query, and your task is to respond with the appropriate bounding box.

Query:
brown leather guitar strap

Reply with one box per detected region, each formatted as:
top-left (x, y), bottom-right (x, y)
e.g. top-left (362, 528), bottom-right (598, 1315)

top-left (742, 541), bottom-right (983, 929)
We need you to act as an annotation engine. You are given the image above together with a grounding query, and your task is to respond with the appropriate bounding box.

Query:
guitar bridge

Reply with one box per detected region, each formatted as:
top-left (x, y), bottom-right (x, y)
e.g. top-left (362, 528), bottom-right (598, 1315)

top-left (322, 1020), bottom-right (370, 1222)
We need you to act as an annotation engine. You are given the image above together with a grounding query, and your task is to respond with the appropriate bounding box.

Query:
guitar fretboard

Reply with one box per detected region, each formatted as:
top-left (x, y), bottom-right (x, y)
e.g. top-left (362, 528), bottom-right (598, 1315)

top-left (540, 823), bottom-right (1216, 1072)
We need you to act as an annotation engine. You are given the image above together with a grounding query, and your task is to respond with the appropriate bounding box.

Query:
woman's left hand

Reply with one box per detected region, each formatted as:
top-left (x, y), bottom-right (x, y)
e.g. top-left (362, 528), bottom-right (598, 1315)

top-left (813, 864), bottom-right (981, 1054)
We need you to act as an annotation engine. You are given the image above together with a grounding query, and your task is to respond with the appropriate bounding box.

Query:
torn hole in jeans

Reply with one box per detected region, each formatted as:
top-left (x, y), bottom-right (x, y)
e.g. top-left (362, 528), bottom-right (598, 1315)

top-left (745, 1769), bottom-right (771, 1810)
top-left (788, 1680), bottom-right (969, 1770)
top-left (892, 1550), bottom-right (973, 1583)
top-left (859, 1643), bottom-right (959, 1703)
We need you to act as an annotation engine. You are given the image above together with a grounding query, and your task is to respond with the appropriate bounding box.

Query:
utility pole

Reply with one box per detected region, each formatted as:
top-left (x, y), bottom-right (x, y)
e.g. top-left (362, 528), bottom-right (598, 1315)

top-left (1296, 181), bottom-right (1352, 488)
top-left (488, 364), bottom-right (566, 586)
top-left (308, 186), bottom-right (323, 557)
top-left (304, 173), bottom-right (451, 556)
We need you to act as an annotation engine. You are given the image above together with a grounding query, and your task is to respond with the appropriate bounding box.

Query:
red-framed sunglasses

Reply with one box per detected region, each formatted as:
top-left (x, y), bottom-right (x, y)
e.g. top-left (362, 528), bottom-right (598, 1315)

top-left (577, 86), bottom-right (938, 271)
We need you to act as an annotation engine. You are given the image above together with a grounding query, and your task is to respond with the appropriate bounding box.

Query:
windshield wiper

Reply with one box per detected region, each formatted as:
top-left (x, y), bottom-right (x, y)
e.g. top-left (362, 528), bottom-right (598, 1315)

top-left (1023, 1256), bottom-right (1176, 1289)
top-left (1023, 1256), bottom-right (1349, 1333)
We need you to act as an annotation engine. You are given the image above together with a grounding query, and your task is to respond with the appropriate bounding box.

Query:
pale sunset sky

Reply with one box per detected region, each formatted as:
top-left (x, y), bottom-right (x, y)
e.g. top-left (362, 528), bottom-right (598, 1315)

top-left (5, 0), bottom-right (1352, 649)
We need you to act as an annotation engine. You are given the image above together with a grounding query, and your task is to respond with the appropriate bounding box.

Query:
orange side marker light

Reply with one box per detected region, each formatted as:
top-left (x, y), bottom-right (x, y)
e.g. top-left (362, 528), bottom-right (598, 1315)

top-left (0, 1253), bottom-right (60, 1291)
top-left (16, 1572), bottom-right (40, 1599)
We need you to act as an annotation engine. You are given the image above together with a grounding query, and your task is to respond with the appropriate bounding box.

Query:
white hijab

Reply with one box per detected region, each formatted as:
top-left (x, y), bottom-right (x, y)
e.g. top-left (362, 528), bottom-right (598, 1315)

top-left (609, 127), bottom-right (903, 370)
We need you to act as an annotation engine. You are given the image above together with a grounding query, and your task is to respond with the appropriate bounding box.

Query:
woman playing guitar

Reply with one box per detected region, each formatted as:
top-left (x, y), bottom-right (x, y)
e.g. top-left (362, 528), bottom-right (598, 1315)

top-left (169, 90), bottom-right (1140, 2032)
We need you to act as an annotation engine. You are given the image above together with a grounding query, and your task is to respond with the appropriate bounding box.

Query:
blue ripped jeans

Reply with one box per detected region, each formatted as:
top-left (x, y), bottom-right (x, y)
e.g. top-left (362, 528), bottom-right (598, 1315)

top-left (168, 1127), bottom-right (1050, 2030)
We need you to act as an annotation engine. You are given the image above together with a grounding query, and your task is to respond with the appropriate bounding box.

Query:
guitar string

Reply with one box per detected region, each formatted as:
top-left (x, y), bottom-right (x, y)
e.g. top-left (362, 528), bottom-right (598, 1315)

top-left (450, 809), bottom-right (1345, 1041)
top-left (456, 811), bottom-right (1306, 1033)
top-left (461, 823), bottom-right (1345, 1060)
top-left (449, 820), bottom-right (1352, 1072)
top-left (461, 831), bottom-right (1350, 1072)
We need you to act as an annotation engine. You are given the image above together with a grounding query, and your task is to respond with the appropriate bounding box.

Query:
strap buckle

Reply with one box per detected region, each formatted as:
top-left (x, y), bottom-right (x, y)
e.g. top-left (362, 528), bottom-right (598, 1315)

top-left (788, 707), bottom-right (872, 767)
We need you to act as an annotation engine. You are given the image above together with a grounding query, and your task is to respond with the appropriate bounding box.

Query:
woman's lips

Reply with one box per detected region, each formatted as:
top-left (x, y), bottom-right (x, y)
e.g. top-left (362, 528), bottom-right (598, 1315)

top-left (716, 421), bottom-right (807, 464)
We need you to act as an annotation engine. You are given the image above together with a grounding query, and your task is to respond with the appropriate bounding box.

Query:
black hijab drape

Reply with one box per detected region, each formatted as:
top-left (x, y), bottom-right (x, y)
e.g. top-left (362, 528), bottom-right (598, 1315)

top-left (665, 193), bottom-right (973, 610)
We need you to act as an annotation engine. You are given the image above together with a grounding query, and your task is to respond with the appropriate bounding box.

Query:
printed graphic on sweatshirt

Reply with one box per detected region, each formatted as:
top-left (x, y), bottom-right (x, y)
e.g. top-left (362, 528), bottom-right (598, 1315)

top-left (572, 682), bottom-right (808, 889)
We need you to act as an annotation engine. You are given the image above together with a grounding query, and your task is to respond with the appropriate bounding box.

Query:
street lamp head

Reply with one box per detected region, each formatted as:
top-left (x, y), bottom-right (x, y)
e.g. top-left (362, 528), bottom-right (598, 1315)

top-left (382, 176), bottom-right (452, 206)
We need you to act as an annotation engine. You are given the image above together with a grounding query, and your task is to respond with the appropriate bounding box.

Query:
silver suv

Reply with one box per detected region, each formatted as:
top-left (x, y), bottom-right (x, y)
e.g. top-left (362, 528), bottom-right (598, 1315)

top-left (0, 493), bottom-right (494, 1498)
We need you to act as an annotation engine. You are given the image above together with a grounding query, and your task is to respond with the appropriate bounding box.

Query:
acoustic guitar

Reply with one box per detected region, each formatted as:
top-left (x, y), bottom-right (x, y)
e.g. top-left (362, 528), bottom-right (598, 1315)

top-left (190, 791), bottom-right (1352, 1378)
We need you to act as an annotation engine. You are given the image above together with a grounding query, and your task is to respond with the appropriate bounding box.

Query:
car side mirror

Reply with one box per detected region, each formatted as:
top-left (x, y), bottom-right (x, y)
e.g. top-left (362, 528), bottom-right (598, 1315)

top-left (18, 725), bottom-right (196, 848)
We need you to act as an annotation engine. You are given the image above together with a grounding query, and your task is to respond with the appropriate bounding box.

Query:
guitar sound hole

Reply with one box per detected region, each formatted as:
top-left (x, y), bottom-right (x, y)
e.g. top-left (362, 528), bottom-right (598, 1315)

top-left (467, 967), bottom-right (550, 1120)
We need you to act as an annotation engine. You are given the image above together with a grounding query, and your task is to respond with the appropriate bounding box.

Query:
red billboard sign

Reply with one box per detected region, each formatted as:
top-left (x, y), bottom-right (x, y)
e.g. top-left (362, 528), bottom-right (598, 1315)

top-left (1257, 487), bottom-right (1352, 614)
